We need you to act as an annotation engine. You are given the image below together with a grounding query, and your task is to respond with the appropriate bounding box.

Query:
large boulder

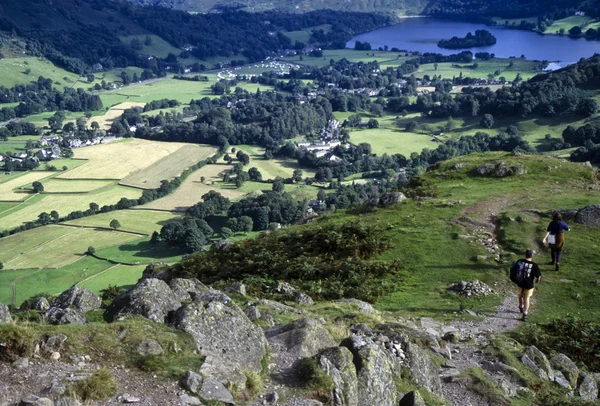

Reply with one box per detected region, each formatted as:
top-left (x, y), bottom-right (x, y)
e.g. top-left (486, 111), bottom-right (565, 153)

top-left (43, 308), bottom-right (86, 325)
top-left (169, 278), bottom-right (208, 301)
top-left (336, 299), bottom-right (376, 314)
top-left (0, 303), bottom-right (12, 324)
top-left (266, 318), bottom-right (337, 358)
top-left (54, 286), bottom-right (101, 312)
top-left (341, 336), bottom-right (399, 406)
top-left (19, 395), bottom-right (53, 406)
top-left (104, 278), bottom-right (181, 323)
top-left (170, 291), bottom-right (268, 384)
top-left (578, 373), bottom-right (598, 401)
top-left (406, 342), bottom-right (443, 398)
top-left (524, 346), bottom-right (554, 381)
top-left (550, 353), bottom-right (579, 388)
top-left (575, 204), bottom-right (600, 226)
top-left (317, 347), bottom-right (358, 406)
top-left (198, 378), bottom-right (235, 404)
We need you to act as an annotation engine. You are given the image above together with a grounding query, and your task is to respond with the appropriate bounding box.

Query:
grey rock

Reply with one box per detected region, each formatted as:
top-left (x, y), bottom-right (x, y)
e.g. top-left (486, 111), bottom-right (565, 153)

top-left (180, 370), bottom-right (203, 394)
top-left (475, 163), bottom-right (494, 176)
top-left (140, 262), bottom-right (170, 281)
top-left (27, 297), bottom-right (50, 311)
top-left (511, 164), bottom-right (527, 175)
top-left (341, 335), bottom-right (398, 406)
top-left (318, 346), bottom-right (358, 406)
top-left (419, 317), bottom-right (442, 331)
top-left (258, 299), bottom-right (306, 314)
top-left (12, 357), bottom-right (29, 369)
top-left (54, 286), bottom-right (101, 312)
top-left (211, 239), bottom-right (233, 251)
top-left (291, 292), bottom-right (314, 306)
top-left (171, 291), bottom-right (268, 384)
top-left (439, 368), bottom-right (461, 378)
top-left (198, 378), bottom-right (234, 404)
top-left (225, 281), bottom-right (247, 296)
top-left (336, 299), bottom-right (376, 314)
top-left (40, 381), bottom-right (66, 398)
top-left (274, 281), bottom-right (296, 294)
top-left (179, 394), bottom-right (201, 406)
top-left (553, 371), bottom-right (572, 389)
top-left (550, 353), bottom-right (579, 388)
top-left (450, 163), bottom-right (466, 170)
top-left (521, 354), bottom-right (549, 380)
top-left (122, 395), bottom-right (141, 403)
top-left (442, 331), bottom-right (461, 343)
top-left (576, 204), bottom-right (600, 227)
top-left (169, 278), bottom-right (208, 301)
top-left (578, 373), bottom-right (598, 401)
top-left (377, 191), bottom-right (406, 207)
top-left (104, 278), bottom-right (181, 323)
top-left (54, 398), bottom-right (82, 406)
top-left (480, 361), bottom-right (517, 375)
top-left (525, 346), bottom-right (554, 381)
top-left (19, 395), bottom-right (53, 406)
top-left (349, 324), bottom-right (373, 337)
top-left (399, 391), bottom-right (425, 406)
top-left (266, 318), bottom-right (337, 358)
top-left (43, 308), bottom-right (86, 325)
top-left (0, 302), bottom-right (12, 323)
top-left (244, 305), bottom-right (261, 321)
top-left (406, 342), bottom-right (444, 397)
top-left (137, 339), bottom-right (164, 356)
top-left (40, 334), bottom-right (68, 355)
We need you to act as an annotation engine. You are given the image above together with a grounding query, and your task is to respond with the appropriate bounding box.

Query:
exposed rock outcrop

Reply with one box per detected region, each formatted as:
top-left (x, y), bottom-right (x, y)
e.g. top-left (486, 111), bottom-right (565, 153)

top-left (575, 204), bottom-right (600, 226)
top-left (0, 303), bottom-right (12, 324)
top-left (578, 373), bottom-right (598, 401)
top-left (341, 335), bottom-right (399, 406)
top-left (170, 291), bottom-right (268, 384)
top-left (104, 278), bottom-right (181, 323)
top-left (137, 339), bottom-right (164, 356)
top-left (550, 353), bottom-right (579, 388)
top-left (406, 342), bottom-right (444, 398)
top-left (54, 286), bottom-right (101, 313)
top-left (336, 299), bottom-right (376, 314)
top-left (43, 308), bottom-right (86, 325)
top-left (266, 318), bottom-right (337, 358)
top-left (317, 347), bottom-right (358, 406)
top-left (169, 278), bottom-right (208, 301)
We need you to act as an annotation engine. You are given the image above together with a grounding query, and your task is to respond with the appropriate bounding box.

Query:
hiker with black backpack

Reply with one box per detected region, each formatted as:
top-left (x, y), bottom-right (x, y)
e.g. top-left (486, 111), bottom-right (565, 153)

top-left (510, 249), bottom-right (541, 321)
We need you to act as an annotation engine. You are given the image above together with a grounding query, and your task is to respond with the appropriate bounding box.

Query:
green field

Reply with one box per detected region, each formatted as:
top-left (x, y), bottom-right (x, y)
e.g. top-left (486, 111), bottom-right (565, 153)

top-left (282, 49), bottom-right (411, 68)
top-left (416, 58), bottom-right (545, 81)
top-left (350, 128), bottom-right (439, 156)
top-left (94, 237), bottom-right (184, 265)
top-left (0, 57), bottom-right (81, 88)
top-left (282, 24), bottom-right (332, 43)
top-left (120, 35), bottom-right (183, 59)
top-left (0, 135), bottom-right (38, 154)
top-left (237, 145), bottom-right (316, 180)
top-left (78, 263), bottom-right (146, 294)
top-left (64, 209), bottom-right (181, 235)
top-left (545, 16), bottom-right (600, 35)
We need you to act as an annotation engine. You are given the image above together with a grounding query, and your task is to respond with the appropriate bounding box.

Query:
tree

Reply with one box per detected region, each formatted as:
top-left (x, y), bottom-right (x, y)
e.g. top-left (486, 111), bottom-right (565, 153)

top-left (226, 218), bottom-right (239, 233)
top-left (150, 231), bottom-right (160, 245)
top-left (272, 178), bottom-right (285, 193)
top-left (292, 169), bottom-right (303, 183)
top-left (434, 63), bottom-right (439, 71)
top-left (248, 167), bottom-right (263, 182)
top-left (109, 219), bottom-right (121, 230)
top-left (405, 121), bottom-right (419, 132)
top-left (367, 119), bottom-right (379, 129)
top-left (506, 125), bottom-right (519, 136)
top-left (87, 246), bottom-right (96, 255)
top-left (369, 103), bottom-right (384, 117)
top-left (239, 216), bottom-right (254, 233)
top-left (480, 114), bottom-right (494, 129)
top-left (91, 121), bottom-right (100, 130)
top-left (0, 262), bottom-right (3, 271)
top-left (89, 202), bottom-right (99, 212)
top-left (38, 212), bottom-right (51, 225)
top-left (32, 181), bottom-right (44, 193)
top-left (50, 210), bottom-right (59, 223)
top-left (317, 189), bottom-right (327, 201)
top-left (220, 227), bottom-right (233, 239)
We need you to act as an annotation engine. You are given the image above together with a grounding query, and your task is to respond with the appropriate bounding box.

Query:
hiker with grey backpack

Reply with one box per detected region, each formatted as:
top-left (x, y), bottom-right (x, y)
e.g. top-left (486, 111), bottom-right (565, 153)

top-left (510, 249), bottom-right (542, 321)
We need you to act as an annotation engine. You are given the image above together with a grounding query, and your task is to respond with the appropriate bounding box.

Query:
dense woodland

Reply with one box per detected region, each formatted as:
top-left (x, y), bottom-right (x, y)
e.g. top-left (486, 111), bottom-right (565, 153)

top-left (426, 0), bottom-right (599, 19)
top-left (437, 30), bottom-right (497, 49)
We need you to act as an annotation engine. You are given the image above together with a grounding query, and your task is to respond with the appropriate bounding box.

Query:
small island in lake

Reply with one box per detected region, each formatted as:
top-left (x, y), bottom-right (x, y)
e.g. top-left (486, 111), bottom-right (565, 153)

top-left (438, 29), bottom-right (497, 49)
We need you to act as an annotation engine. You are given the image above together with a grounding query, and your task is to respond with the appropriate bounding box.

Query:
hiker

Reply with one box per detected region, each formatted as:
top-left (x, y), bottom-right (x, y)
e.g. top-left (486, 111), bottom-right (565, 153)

top-left (512, 249), bottom-right (541, 321)
top-left (543, 212), bottom-right (570, 271)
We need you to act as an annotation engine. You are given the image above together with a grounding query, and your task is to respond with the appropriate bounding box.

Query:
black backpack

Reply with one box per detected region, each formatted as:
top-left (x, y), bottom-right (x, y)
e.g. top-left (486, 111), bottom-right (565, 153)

top-left (510, 260), bottom-right (528, 285)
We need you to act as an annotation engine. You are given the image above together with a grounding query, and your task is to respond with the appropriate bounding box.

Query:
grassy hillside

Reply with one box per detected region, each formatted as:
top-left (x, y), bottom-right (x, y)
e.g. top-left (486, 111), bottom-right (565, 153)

top-left (174, 152), bottom-right (600, 324)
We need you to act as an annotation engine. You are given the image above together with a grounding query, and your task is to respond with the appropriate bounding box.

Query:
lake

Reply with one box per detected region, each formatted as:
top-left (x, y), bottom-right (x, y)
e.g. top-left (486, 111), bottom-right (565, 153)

top-left (347, 19), bottom-right (600, 65)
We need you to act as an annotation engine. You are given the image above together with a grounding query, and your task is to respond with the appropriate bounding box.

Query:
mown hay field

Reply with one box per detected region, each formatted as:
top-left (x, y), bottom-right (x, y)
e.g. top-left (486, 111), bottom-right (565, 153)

top-left (237, 145), bottom-right (316, 180)
top-left (0, 171), bottom-right (55, 201)
top-left (142, 164), bottom-right (244, 211)
top-left (88, 101), bottom-right (146, 130)
top-left (0, 185), bottom-right (142, 231)
top-left (120, 144), bottom-right (218, 189)
top-left (42, 179), bottom-right (115, 194)
top-left (64, 209), bottom-right (181, 235)
top-left (2, 226), bottom-right (143, 270)
top-left (57, 139), bottom-right (187, 180)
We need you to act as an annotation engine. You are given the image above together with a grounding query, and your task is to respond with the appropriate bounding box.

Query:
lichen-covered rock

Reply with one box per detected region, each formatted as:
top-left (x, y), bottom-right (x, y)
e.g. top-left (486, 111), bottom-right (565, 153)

top-left (170, 291), bottom-right (268, 384)
top-left (198, 378), bottom-right (234, 404)
top-left (0, 302), bottom-right (12, 324)
top-left (19, 395), bottom-right (53, 406)
top-left (525, 346), bottom-right (554, 381)
top-left (406, 342), bottom-right (444, 397)
top-left (54, 398), bottom-right (82, 406)
top-left (267, 318), bottom-right (337, 358)
top-left (38, 334), bottom-right (68, 357)
top-left (553, 371), bottom-right (572, 389)
top-left (104, 278), bottom-right (181, 323)
top-left (521, 354), bottom-right (549, 380)
top-left (225, 281), bottom-right (247, 296)
top-left (54, 286), bottom-right (101, 313)
top-left (377, 192), bottom-right (406, 207)
top-left (43, 308), bottom-right (86, 325)
top-left (341, 335), bottom-right (399, 406)
top-left (274, 281), bottom-right (296, 294)
top-left (475, 163), bottom-right (494, 176)
top-left (578, 373), bottom-right (598, 401)
top-left (181, 370), bottom-right (203, 394)
top-left (336, 299), bottom-right (376, 314)
top-left (137, 339), bottom-right (164, 356)
top-left (20, 297), bottom-right (50, 312)
top-left (291, 292), bottom-right (314, 306)
top-left (399, 391), bottom-right (425, 406)
top-left (575, 204), bottom-right (600, 227)
top-left (317, 347), bottom-right (358, 406)
top-left (550, 353), bottom-right (579, 388)
top-left (244, 305), bottom-right (261, 321)
top-left (141, 262), bottom-right (170, 281)
top-left (169, 278), bottom-right (208, 301)
top-left (211, 239), bottom-right (233, 251)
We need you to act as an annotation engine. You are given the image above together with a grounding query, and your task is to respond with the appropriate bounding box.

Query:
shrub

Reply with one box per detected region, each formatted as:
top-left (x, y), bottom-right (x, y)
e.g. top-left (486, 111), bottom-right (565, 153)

top-left (71, 369), bottom-right (117, 401)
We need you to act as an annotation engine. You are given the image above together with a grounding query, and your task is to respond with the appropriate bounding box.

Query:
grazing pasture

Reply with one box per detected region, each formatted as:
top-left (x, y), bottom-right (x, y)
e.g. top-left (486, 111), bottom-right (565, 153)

top-left (79, 263), bottom-right (147, 294)
top-left (2, 226), bottom-right (143, 270)
top-left (350, 128), bottom-right (439, 156)
top-left (0, 171), bottom-right (55, 201)
top-left (42, 179), bottom-right (115, 194)
top-left (237, 145), bottom-right (316, 180)
top-left (64, 209), bottom-right (181, 235)
top-left (56, 139), bottom-right (187, 180)
top-left (120, 144), bottom-right (218, 189)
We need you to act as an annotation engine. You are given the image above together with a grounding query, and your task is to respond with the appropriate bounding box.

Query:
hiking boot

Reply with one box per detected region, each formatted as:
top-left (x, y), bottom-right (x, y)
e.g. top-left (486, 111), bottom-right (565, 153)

top-left (522, 314), bottom-right (528, 321)
top-left (555, 263), bottom-right (560, 272)
top-left (519, 305), bottom-right (524, 314)
top-left (549, 261), bottom-right (555, 265)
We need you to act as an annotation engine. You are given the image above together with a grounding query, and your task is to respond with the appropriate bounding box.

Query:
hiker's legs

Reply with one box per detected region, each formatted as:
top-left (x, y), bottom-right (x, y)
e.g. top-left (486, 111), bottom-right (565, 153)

top-left (522, 288), bottom-right (534, 313)
top-left (523, 294), bottom-right (531, 313)
top-left (555, 249), bottom-right (562, 264)
top-left (518, 289), bottom-right (525, 310)
top-left (550, 249), bottom-right (556, 264)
